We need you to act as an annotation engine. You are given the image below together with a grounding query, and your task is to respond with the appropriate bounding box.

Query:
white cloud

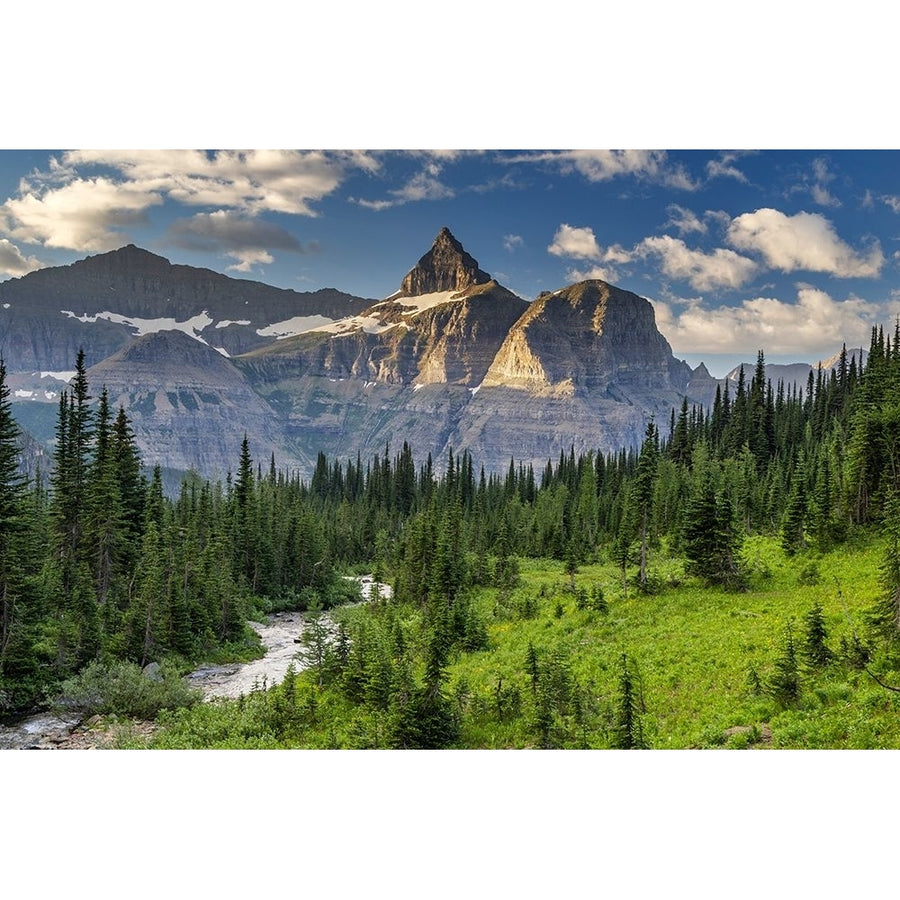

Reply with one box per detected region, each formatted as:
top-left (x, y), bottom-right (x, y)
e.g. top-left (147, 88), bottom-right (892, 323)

top-left (809, 157), bottom-right (840, 207)
top-left (503, 234), bottom-right (524, 252)
top-left (0, 238), bottom-right (44, 277)
top-left (2, 176), bottom-right (163, 251)
top-left (64, 149), bottom-right (368, 216)
top-left (638, 235), bottom-right (758, 291)
top-left (0, 150), bottom-right (376, 252)
top-left (727, 208), bottom-right (883, 277)
top-left (564, 240), bottom-right (634, 284)
top-left (507, 149), bottom-right (699, 190)
top-left (548, 224), bottom-right (602, 260)
top-left (565, 263), bottom-right (622, 283)
top-left (652, 286), bottom-right (900, 355)
top-left (355, 164), bottom-right (454, 210)
top-left (811, 184), bottom-right (840, 207)
top-left (882, 195), bottom-right (900, 213)
top-left (665, 204), bottom-right (707, 235)
top-left (705, 151), bottom-right (752, 183)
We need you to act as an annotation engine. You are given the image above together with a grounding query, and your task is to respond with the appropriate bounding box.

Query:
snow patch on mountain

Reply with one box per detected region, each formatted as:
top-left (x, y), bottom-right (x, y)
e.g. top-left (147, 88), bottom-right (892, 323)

top-left (395, 290), bottom-right (462, 316)
top-left (256, 315), bottom-right (336, 339)
top-left (317, 315), bottom-right (395, 335)
top-left (215, 319), bottom-right (252, 329)
top-left (61, 309), bottom-right (215, 341)
top-left (40, 371), bottom-right (76, 382)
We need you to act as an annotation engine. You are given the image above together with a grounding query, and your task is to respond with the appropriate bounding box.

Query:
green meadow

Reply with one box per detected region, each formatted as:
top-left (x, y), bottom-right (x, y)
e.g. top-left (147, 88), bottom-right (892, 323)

top-left (148, 533), bottom-right (900, 749)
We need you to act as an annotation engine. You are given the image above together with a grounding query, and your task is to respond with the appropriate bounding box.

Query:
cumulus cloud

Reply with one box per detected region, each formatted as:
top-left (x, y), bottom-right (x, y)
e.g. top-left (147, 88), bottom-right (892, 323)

top-left (881, 195), bottom-right (900, 213)
top-left (652, 286), bottom-right (900, 355)
top-left (727, 208), bottom-right (883, 277)
top-left (548, 221), bottom-right (756, 291)
top-left (2, 176), bottom-right (163, 251)
top-left (565, 263), bottom-right (623, 283)
top-left (506, 149), bottom-right (699, 190)
top-left (548, 224), bottom-right (602, 260)
top-left (503, 234), bottom-right (524, 252)
top-left (64, 149), bottom-right (370, 216)
top-left (0, 238), bottom-right (44, 277)
top-left (0, 150), bottom-right (375, 253)
top-left (638, 235), bottom-right (758, 291)
top-left (165, 210), bottom-right (311, 272)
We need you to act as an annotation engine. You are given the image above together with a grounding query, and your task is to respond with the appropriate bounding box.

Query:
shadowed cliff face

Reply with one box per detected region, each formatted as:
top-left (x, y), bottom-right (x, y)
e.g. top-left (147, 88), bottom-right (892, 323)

top-left (440, 281), bottom-right (701, 471)
top-left (0, 244), bottom-right (372, 370)
top-left (87, 329), bottom-right (306, 477)
top-left (239, 235), bottom-right (705, 476)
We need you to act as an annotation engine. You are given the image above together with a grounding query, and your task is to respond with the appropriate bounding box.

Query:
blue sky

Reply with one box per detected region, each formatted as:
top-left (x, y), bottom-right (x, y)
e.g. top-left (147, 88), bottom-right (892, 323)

top-left (2, 149), bottom-right (899, 375)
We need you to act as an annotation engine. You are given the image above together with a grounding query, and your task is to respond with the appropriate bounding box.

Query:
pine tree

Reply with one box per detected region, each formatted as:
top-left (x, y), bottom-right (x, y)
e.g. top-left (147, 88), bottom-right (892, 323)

top-left (631, 420), bottom-right (659, 593)
top-left (781, 453), bottom-right (808, 555)
top-left (682, 479), bottom-right (745, 590)
top-left (870, 487), bottom-right (900, 637)
top-left (769, 621), bottom-right (801, 704)
top-left (802, 601), bottom-right (833, 668)
top-left (612, 653), bottom-right (647, 749)
top-left (0, 360), bottom-right (25, 680)
top-left (86, 388), bottom-right (126, 613)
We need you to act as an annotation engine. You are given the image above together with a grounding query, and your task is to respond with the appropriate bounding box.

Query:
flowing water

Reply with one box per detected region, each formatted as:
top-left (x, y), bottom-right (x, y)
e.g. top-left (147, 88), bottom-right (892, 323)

top-left (0, 576), bottom-right (390, 748)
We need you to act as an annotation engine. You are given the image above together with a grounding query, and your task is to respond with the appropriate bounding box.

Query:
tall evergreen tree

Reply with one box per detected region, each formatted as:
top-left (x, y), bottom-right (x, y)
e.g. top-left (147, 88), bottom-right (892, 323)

top-left (0, 361), bottom-right (25, 683)
top-left (631, 420), bottom-right (659, 593)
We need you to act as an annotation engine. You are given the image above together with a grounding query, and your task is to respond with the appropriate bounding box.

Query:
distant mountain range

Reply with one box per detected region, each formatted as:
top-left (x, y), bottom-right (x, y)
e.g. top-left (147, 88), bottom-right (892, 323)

top-left (0, 228), bottom-right (860, 481)
top-left (724, 347), bottom-right (867, 389)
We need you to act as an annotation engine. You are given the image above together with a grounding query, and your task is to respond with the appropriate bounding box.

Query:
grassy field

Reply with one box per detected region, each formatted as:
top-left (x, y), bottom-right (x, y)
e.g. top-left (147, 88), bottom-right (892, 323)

top-left (149, 533), bottom-right (900, 749)
top-left (442, 534), bottom-right (900, 749)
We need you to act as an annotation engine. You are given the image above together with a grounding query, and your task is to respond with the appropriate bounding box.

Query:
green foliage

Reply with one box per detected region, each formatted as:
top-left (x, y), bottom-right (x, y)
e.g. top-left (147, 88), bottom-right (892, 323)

top-left (612, 653), bottom-right (647, 749)
top-left (682, 479), bottom-right (746, 591)
top-left (53, 659), bottom-right (201, 720)
top-left (769, 622), bottom-right (801, 706)
top-left (801, 602), bottom-right (833, 668)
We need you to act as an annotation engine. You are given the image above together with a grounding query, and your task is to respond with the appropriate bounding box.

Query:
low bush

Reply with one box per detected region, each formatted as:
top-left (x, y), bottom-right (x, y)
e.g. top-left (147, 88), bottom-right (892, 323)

top-left (53, 659), bottom-right (201, 720)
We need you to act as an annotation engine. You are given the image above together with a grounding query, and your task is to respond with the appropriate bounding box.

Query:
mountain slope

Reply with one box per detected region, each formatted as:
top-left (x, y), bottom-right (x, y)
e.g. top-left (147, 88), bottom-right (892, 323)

top-left (0, 230), bottom-right (752, 480)
top-left (87, 329), bottom-right (305, 476)
top-left (446, 280), bottom-right (702, 469)
top-left (239, 231), bottom-right (712, 473)
top-left (0, 244), bottom-right (373, 370)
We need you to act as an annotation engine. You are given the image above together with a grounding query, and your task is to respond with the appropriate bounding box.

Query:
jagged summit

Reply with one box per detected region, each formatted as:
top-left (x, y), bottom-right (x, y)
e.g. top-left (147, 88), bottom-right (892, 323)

top-left (398, 227), bottom-right (492, 297)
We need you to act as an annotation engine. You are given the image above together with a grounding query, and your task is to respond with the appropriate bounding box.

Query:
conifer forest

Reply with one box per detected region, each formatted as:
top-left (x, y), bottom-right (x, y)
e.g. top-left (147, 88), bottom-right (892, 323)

top-left (3, 326), bottom-right (900, 749)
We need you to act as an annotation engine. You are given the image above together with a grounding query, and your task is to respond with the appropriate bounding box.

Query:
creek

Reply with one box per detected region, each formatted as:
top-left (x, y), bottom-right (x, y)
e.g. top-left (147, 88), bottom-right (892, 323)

top-left (0, 575), bottom-right (390, 748)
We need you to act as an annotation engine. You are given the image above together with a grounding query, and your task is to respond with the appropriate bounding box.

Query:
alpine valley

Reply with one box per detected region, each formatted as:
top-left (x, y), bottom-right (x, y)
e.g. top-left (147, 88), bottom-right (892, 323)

top-left (1, 228), bottom-right (728, 481)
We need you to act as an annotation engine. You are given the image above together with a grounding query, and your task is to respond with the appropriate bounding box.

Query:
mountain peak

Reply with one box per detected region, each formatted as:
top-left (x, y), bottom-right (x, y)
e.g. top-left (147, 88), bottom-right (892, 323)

top-left (398, 228), bottom-right (492, 297)
top-left (76, 244), bottom-right (174, 276)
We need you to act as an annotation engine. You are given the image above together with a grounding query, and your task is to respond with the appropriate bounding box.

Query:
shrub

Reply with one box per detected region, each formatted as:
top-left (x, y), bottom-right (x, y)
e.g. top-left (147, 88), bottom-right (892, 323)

top-left (53, 659), bottom-right (201, 720)
top-left (798, 562), bottom-right (821, 586)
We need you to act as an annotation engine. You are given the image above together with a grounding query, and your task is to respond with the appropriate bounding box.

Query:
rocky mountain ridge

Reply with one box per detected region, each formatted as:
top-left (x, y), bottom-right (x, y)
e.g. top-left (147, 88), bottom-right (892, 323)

top-left (0, 229), bottom-right (820, 480)
top-left (0, 244), bottom-right (373, 370)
